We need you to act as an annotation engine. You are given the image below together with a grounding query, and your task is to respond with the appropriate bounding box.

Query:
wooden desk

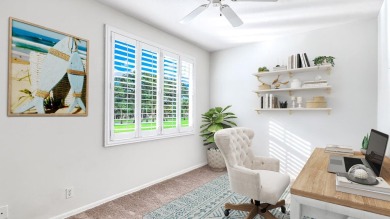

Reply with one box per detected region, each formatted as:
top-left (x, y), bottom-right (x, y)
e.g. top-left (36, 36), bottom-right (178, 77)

top-left (291, 148), bottom-right (390, 219)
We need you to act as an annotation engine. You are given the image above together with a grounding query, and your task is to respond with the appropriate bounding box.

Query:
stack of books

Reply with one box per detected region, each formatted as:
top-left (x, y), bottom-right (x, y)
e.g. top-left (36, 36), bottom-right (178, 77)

top-left (273, 66), bottom-right (287, 71)
top-left (325, 145), bottom-right (354, 155)
top-left (260, 94), bottom-right (279, 109)
top-left (302, 80), bottom-right (328, 88)
top-left (287, 53), bottom-right (310, 69)
top-left (336, 175), bottom-right (390, 201)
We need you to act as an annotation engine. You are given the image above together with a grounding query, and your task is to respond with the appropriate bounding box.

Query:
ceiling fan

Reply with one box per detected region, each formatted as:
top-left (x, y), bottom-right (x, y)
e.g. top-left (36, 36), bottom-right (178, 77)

top-left (180, 0), bottom-right (278, 27)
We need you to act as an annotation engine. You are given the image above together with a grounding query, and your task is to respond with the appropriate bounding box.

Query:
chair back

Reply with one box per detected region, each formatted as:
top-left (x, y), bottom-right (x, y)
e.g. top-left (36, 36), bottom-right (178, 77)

top-left (214, 127), bottom-right (255, 170)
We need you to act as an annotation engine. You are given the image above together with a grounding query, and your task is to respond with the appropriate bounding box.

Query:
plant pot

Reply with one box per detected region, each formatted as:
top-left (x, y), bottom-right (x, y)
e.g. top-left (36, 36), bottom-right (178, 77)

top-left (360, 149), bottom-right (367, 155)
top-left (207, 149), bottom-right (226, 171)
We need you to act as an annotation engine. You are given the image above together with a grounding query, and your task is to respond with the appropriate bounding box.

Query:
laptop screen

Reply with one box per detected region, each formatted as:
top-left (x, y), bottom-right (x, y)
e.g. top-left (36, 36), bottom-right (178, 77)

top-left (365, 129), bottom-right (389, 176)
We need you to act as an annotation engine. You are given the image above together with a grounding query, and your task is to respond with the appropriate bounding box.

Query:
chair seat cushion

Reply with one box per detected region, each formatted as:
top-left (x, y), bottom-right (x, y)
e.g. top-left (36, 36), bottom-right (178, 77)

top-left (254, 170), bottom-right (290, 204)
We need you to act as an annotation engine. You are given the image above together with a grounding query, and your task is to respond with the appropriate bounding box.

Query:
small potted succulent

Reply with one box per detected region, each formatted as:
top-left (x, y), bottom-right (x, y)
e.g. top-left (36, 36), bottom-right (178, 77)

top-left (313, 56), bottom-right (335, 67)
top-left (361, 133), bottom-right (370, 155)
top-left (258, 66), bottom-right (269, 72)
top-left (200, 105), bottom-right (237, 171)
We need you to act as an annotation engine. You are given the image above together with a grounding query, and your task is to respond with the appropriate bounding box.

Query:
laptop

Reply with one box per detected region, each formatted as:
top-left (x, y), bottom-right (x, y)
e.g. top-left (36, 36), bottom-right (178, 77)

top-left (328, 129), bottom-right (389, 177)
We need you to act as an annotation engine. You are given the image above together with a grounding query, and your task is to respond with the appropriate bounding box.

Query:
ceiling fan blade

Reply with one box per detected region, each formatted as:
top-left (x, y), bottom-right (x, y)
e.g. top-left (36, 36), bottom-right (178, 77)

top-left (220, 5), bottom-right (243, 27)
top-left (231, 0), bottom-right (278, 2)
top-left (180, 4), bottom-right (209, 24)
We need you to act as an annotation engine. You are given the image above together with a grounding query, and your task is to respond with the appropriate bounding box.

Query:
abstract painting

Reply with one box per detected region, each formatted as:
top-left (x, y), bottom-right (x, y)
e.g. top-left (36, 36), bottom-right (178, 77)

top-left (8, 17), bottom-right (89, 116)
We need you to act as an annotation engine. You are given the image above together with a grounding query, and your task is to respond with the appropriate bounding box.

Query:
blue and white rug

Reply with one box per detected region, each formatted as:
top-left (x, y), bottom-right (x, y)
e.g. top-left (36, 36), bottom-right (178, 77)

top-left (144, 174), bottom-right (291, 219)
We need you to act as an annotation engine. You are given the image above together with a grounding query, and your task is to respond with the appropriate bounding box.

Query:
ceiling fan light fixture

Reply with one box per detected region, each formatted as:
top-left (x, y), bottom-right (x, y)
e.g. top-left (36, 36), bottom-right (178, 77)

top-left (220, 5), bottom-right (243, 27)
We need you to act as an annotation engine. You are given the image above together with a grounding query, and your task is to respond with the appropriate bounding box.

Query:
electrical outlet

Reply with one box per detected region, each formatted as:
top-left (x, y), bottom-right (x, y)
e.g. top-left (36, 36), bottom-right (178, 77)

top-left (0, 205), bottom-right (8, 219)
top-left (65, 187), bottom-right (74, 199)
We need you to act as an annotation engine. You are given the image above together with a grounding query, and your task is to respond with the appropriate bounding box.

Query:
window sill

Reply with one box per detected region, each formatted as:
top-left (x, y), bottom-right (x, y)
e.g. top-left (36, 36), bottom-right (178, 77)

top-left (104, 131), bottom-right (195, 147)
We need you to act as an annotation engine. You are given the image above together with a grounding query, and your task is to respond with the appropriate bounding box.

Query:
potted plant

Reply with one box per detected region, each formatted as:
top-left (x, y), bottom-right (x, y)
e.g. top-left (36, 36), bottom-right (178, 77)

top-left (200, 105), bottom-right (237, 171)
top-left (258, 66), bottom-right (269, 72)
top-left (313, 56), bottom-right (335, 67)
top-left (361, 133), bottom-right (370, 154)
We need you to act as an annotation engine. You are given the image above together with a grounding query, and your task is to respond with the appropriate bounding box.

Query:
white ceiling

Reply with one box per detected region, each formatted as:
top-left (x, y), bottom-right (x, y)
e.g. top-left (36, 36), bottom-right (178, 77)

top-left (96, 0), bottom-right (383, 52)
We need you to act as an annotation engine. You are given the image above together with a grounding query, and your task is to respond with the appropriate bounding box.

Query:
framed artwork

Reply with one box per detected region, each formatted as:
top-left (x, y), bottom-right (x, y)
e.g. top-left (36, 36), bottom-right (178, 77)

top-left (8, 17), bottom-right (89, 116)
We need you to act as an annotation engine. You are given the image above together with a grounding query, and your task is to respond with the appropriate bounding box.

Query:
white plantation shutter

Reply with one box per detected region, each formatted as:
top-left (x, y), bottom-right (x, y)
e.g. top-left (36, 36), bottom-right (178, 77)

top-left (105, 26), bottom-right (195, 146)
top-left (111, 33), bottom-right (137, 141)
top-left (139, 44), bottom-right (159, 137)
top-left (162, 52), bottom-right (179, 134)
top-left (180, 59), bottom-right (193, 132)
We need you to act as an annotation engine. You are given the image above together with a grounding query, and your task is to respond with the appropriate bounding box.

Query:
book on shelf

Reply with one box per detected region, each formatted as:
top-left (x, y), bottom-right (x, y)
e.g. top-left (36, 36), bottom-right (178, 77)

top-left (260, 96), bottom-right (263, 109)
top-left (300, 53), bottom-right (307, 68)
top-left (273, 66), bottom-right (287, 71)
top-left (302, 80), bottom-right (328, 88)
top-left (304, 53), bottom-right (311, 67)
top-left (336, 175), bottom-right (390, 201)
top-left (297, 53), bottom-right (302, 68)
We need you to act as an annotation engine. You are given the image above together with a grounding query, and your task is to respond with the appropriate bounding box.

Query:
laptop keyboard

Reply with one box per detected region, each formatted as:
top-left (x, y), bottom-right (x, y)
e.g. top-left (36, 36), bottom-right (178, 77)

top-left (344, 157), bottom-right (363, 171)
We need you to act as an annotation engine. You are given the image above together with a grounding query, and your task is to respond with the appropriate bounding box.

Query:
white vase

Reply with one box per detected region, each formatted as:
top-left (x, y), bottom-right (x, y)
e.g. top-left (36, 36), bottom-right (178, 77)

top-left (207, 149), bottom-right (226, 171)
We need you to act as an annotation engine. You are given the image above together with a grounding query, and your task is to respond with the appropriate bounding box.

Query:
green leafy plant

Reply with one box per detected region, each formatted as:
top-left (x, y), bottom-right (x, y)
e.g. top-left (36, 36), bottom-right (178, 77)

top-left (362, 133), bottom-right (370, 149)
top-left (313, 56), bottom-right (335, 67)
top-left (258, 66), bottom-right (269, 72)
top-left (200, 105), bottom-right (237, 146)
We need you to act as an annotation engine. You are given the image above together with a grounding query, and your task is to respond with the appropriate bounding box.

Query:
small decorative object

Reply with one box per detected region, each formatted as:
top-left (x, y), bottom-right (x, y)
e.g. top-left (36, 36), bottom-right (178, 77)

top-left (306, 96), bottom-right (327, 108)
top-left (353, 169), bottom-right (369, 180)
top-left (258, 66), bottom-right (269, 72)
top-left (291, 96), bottom-right (296, 108)
top-left (8, 18), bottom-right (89, 116)
top-left (347, 164), bottom-right (378, 185)
top-left (257, 78), bottom-right (271, 90)
top-left (361, 133), bottom-right (370, 154)
top-left (296, 96), bottom-right (303, 108)
top-left (279, 101), bottom-right (288, 108)
top-left (273, 65), bottom-right (287, 71)
top-left (290, 79), bottom-right (301, 89)
top-left (200, 106), bottom-right (237, 171)
top-left (313, 56), bottom-right (335, 67)
top-left (272, 75), bottom-right (289, 89)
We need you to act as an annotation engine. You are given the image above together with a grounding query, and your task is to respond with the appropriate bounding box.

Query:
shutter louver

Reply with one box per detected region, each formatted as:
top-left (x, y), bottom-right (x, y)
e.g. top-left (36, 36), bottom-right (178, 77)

top-left (181, 61), bottom-right (192, 128)
top-left (163, 55), bottom-right (178, 130)
top-left (140, 48), bottom-right (158, 132)
top-left (113, 39), bottom-right (136, 135)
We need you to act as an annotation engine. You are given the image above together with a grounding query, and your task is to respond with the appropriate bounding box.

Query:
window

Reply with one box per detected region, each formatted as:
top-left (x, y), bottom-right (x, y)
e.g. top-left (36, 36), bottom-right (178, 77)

top-left (105, 26), bottom-right (195, 146)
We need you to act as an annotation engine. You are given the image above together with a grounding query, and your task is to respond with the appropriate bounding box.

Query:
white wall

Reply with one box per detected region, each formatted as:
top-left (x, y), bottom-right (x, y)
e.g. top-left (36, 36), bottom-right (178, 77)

top-left (210, 19), bottom-right (378, 178)
top-left (378, 0), bottom-right (390, 156)
top-left (0, 0), bottom-right (210, 218)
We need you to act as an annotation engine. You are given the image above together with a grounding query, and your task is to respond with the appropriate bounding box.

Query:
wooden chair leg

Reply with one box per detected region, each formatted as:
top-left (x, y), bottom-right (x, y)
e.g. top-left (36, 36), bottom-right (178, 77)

top-left (260, 211), bottom-right (277, 219)
top-left (225, 203), bottom-right (256, 212)
top-left (245, 207), bottom-right (259, 219)
top-left (266, 199), bottom-right (285, 211)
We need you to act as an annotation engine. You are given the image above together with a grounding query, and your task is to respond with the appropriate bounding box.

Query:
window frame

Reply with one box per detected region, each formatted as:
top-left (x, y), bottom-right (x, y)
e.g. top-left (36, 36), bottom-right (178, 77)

top-left (104, 25), bottom-right (195, 147)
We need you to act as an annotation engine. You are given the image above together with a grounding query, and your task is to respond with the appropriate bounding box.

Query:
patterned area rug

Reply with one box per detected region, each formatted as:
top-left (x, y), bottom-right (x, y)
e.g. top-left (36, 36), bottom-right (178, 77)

top-left (144, 174), bottom-right (290, 219)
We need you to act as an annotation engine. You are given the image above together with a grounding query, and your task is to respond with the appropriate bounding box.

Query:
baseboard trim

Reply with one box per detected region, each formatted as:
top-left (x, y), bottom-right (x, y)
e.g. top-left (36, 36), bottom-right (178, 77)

top-left (51, 162), bottom-right (207, 219)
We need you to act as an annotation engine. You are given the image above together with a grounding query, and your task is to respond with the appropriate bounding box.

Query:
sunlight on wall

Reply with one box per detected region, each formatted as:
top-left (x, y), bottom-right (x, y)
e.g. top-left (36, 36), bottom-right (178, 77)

top-left (269, 121), bottom-right (312, 179)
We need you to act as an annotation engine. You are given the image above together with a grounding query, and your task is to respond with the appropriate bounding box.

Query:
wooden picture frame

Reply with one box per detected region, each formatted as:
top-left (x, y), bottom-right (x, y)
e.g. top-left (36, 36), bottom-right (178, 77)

top-left (8, 17), bottom-right (89, 116)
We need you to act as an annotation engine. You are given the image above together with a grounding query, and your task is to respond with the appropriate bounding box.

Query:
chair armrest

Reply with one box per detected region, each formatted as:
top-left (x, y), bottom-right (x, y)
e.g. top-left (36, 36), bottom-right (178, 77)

top-left (252, 156), bottom-right (280, 172)
top-left (229, 166), bottom-right (261, 200)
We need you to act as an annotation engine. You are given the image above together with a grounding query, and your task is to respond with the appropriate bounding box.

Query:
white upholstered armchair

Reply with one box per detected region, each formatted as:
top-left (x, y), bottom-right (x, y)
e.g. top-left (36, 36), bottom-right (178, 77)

top-left (214, 127), bottom-right (290, 219)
